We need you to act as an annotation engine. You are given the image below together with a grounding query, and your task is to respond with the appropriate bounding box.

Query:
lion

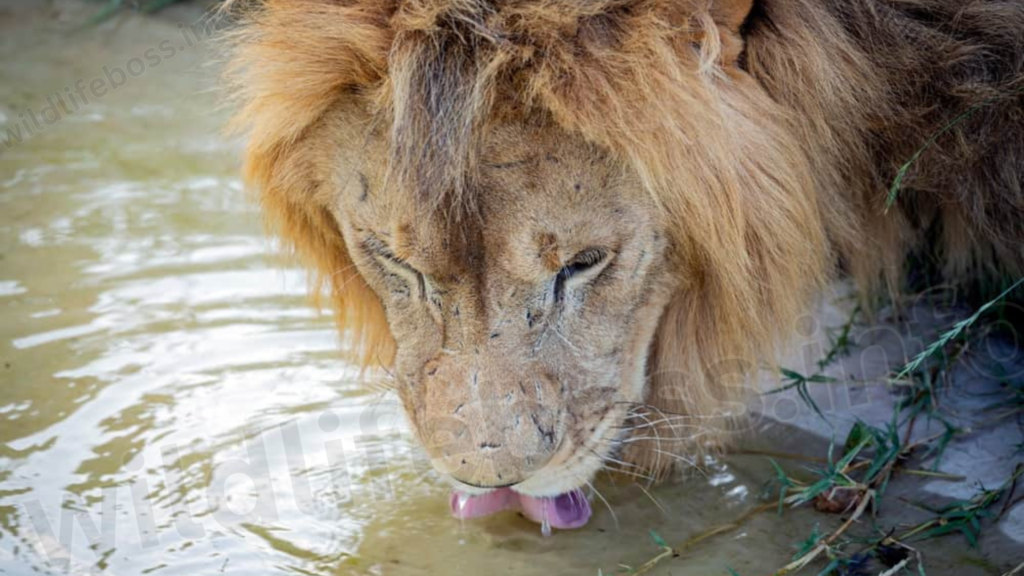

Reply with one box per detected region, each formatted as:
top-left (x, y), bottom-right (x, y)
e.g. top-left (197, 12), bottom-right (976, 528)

top-left (224, 0), bottom-right (1024, 530)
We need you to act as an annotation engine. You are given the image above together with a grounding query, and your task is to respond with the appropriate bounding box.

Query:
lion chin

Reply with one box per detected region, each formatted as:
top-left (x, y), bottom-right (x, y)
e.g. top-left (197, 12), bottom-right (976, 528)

top-left (226, 0), bottom-right (1024, 531)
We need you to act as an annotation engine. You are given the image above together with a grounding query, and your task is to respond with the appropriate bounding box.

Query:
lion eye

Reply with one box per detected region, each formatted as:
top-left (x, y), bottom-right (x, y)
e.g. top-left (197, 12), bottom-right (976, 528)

top-left (560, 249), bottom-right (606, 279)
top-left (364, 235), bottom-right (428, 299)
top-left (554, 248), bottom-right (608, 301)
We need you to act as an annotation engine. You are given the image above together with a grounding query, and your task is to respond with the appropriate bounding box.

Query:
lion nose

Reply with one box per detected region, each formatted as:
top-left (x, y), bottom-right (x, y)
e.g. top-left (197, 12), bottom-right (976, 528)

top-left (419, 397), bottom-right (561, 487)
top-left (418, 357), bottom-right (563, 486)
top-left (443, 436), bottom-right (555, 488)
top-left (423, 410), bottom-right (560, 487)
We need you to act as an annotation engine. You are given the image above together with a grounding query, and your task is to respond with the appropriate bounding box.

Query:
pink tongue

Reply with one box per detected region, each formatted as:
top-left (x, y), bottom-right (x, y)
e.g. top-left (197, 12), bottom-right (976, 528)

top-left (449, 488), bottom-right (591, 530)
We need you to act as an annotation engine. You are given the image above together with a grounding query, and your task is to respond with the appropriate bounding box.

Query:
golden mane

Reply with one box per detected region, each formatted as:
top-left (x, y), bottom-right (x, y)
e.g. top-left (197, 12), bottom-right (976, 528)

top-left (224, 0), bottom-right (396, 368)
top-left (225, 0), bottom-right (1024, 467)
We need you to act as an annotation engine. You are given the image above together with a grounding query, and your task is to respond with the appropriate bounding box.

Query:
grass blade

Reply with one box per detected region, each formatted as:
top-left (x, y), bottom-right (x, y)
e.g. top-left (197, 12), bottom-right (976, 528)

top-left (896, 277), bottom-right (1024, 379)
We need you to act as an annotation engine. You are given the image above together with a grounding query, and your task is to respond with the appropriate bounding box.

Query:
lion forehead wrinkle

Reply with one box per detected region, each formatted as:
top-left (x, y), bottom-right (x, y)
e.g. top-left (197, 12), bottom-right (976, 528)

top-left (535, 232), bottom-right (562, 272)
top-left (357, 172), bottom-right (370, 202)
top-left (392, 222), bottom-right (416, 260)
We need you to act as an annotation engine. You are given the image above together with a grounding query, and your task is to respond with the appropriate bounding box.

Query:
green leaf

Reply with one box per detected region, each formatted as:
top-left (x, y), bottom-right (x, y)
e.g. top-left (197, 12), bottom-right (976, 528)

top-left (780, 368), bottom-right (806, 381)
top-left (842, 422), bottom-right (867, 455)
top-left (915, 523), bottom-right (962, 540)
top-left (960, 525), bottom-right (978, 548)
top-left (896, 277), bottom-right (1024, 379)
top-left (885, 93), bottom-right (1017, 210)
top-left (141, 0), bottom-right (184, 13)
top-left (793, 524), bottom-right (821, 560)
top-left (768, 458), bottom-right (792, 514)
top-left (817, 304), bottom-right (861, 370)
top-left (836, 436), bottom-right (871, 471)
top-left (814, 558), bottom-right (842, 576)
top-left (86, 0), bottom-right (125, 26)
top-left (648, 530), bottom-right (667, 549)
top-left (969, 516), bottom-right (981, 533)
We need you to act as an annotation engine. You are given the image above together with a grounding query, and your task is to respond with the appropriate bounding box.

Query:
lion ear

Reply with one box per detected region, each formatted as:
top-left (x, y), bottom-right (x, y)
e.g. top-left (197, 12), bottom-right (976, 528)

top-left (710, 0), bottom-right (755, 35)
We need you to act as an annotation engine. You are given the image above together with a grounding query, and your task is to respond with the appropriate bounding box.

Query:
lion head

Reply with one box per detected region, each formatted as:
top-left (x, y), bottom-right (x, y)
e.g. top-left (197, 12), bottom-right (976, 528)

top-left (226, 0), bottom-right (830, 528)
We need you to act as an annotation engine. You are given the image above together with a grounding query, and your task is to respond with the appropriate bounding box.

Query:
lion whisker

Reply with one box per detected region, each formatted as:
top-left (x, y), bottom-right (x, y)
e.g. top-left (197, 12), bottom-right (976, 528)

top-left (584, 478), bottom-right (619, 530)
top-left (635, 482), bottom-right (668, 515)
top-left (617, 402), bottom-right (727, 420)
top-left (647, 448), bottom-right (710, 479)
top-left (324, 261), bottom-right (360, 280)
top-left (598, 463), bottom-right (656, 484)
top-left (613, 419), bottom-right (707, 431)
top-left (605, 429), bottom-right (714, 445)
top-left (625, 413), bottom-right (721, 424)
top-left (613, 431), bottom-right (710, 444)
top-left (630, 411), bottom-right (664, 476)
top-left (597, 452), bottom-right (645, 470)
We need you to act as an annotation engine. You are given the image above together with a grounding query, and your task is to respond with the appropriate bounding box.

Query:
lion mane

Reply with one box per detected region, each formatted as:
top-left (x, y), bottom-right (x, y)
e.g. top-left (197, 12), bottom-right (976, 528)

top-left (225, 0), bottom-right (1024, 473)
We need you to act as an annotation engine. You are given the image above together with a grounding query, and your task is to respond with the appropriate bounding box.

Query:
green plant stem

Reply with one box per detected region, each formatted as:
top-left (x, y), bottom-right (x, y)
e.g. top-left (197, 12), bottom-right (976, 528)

top-left (896, 277), bottom-right (1024, 379)
top-left (885, 91), bottom-right (1019, 210)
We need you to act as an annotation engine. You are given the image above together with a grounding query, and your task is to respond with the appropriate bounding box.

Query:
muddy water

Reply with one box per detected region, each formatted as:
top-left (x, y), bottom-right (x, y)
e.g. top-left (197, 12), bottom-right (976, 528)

top-left (0, 4), bottom-right (1012, 576)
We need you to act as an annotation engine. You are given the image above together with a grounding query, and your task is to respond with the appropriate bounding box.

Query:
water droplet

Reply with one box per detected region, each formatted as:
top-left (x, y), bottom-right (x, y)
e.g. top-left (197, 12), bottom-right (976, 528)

top-left (540, 499), bottom-right (552, 538)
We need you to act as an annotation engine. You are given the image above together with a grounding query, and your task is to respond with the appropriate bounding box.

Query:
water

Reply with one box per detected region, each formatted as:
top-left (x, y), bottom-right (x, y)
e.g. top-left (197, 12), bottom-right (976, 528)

top-left (0, 3), bottom-right (1015, 576)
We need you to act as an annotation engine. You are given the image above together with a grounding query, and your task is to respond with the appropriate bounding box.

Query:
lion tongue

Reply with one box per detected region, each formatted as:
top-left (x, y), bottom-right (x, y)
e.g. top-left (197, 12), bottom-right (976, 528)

top-left (450, 488), bottom-right (518, 519)
top-left (449, 488), bottom-right (591, 531)
top-left (517, 489), bottom-right (592, 530)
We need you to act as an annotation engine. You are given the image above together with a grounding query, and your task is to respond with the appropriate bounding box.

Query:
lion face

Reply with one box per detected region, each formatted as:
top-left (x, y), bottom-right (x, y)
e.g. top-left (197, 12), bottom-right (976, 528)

top-left (231, 0), bottom-right (830, 528)
top-left (326, 118), bottom-right (676, 496)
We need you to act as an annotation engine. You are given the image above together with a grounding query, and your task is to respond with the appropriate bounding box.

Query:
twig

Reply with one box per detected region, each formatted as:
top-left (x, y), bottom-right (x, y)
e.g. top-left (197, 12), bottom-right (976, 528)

top-left (771, 490), bottom-right (875, 576)
top-left (732, 449), bottom-right (830, 465)
top-left (631, 546), bottom-right (674, 575)
top-left (630, 503), bottom-right (776, 575)
top-left (901, 469), bottom-right (966, 481)
top-left (997, 463), bottom-right (1024, 521)
top-left (879, 558), bottom-right (910, 576)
